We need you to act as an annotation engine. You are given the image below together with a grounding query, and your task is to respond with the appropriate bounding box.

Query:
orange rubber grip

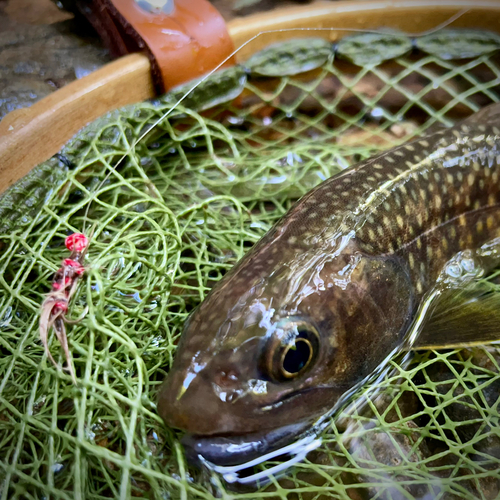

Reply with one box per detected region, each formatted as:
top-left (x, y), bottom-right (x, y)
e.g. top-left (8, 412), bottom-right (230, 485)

top-left (74, 0), bottom-right (235, 93)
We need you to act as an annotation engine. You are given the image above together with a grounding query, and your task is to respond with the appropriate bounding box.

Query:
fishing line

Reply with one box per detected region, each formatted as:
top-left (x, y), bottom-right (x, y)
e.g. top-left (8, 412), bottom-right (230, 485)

top-left (26, 5), bottom-right (500, 493)
top-left (45, 5), bottom-right (471, 385)
top-left (59, 1), bottom-right (471, 445)
top-left (81, 8), bottom-right (469, 234)
top-left (65, 3), bottom-right (471, 468)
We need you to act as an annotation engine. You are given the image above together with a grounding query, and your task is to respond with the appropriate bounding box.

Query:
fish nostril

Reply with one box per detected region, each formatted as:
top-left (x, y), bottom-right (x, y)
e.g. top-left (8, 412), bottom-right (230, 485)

top-left (214, 369), bottom-right (239, 388)
top-left (225, 392), bottom-right (238, 403)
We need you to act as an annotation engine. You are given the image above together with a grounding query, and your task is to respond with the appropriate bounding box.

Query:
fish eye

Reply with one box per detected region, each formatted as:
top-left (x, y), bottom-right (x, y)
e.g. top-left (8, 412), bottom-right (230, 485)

top-left (263, 319), bottom-right (320, 381)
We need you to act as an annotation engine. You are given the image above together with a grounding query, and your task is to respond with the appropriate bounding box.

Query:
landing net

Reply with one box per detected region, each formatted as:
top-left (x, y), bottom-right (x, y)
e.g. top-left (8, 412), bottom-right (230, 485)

top-left (1, 29), bottom-right (500, 500)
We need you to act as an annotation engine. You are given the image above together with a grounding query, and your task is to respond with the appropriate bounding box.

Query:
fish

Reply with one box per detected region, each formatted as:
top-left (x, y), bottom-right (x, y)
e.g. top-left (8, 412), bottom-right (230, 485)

top-left (158, 102), bottom-right (500, 471)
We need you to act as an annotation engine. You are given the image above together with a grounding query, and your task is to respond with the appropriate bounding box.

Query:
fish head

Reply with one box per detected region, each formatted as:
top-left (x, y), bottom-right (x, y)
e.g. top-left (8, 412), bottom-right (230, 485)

top-left (158, 234), bottom-right (414, 465)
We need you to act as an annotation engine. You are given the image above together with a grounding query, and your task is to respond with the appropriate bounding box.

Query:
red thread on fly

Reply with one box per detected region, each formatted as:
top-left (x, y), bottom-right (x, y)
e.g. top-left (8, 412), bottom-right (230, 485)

top-left (39, 232), bottom-right (89, 383)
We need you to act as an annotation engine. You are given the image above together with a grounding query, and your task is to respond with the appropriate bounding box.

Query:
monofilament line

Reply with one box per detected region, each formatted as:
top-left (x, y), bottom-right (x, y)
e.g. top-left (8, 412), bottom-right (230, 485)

top-left (81, 8), bottom-right (469, 233)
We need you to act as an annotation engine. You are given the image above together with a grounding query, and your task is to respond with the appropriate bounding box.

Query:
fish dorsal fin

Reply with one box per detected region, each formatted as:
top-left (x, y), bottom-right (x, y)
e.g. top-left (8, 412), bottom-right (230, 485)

top-left (411, 279), bottom-right (500, 351)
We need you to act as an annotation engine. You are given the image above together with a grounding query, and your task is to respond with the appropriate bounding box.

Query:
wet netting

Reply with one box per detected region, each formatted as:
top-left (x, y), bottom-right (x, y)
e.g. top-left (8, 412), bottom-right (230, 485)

top-left (1, 29), bottom-right (500, 500)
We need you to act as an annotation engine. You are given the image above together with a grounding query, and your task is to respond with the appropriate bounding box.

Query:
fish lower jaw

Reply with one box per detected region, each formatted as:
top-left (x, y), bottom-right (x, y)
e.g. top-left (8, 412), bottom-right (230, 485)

top-left (181, 420), bottom-right (313, 467)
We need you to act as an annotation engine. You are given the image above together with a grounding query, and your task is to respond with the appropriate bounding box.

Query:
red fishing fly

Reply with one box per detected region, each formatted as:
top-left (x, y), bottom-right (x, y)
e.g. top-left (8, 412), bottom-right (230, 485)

top-left (39, 232), bottom-right (89, 383)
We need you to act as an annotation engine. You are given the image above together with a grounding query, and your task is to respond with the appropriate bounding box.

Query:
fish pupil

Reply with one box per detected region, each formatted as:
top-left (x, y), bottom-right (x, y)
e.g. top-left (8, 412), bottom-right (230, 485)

top-left (282, 336), bottom-right (312, 375)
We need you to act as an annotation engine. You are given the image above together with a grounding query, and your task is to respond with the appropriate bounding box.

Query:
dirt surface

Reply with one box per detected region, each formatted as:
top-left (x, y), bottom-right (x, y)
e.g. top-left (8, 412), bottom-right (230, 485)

top-left (4, 0), bottom-right (72, 24)
top-left (0, 0), bottom-right (110, 119)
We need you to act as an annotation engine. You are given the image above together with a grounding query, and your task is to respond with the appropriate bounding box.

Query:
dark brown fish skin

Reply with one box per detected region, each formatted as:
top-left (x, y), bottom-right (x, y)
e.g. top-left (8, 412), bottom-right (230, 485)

top-left (158, 104), bottom-right (500, 454)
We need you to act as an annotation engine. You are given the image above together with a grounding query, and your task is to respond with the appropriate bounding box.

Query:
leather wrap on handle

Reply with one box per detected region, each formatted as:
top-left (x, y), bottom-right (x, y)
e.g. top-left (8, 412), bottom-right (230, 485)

top-left (74, 0), bottom-right (235, 93)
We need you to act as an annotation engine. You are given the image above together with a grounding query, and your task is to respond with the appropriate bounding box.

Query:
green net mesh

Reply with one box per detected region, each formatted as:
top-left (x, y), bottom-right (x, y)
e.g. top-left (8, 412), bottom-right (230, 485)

top-left (1, 31), bottom-right (500, 500)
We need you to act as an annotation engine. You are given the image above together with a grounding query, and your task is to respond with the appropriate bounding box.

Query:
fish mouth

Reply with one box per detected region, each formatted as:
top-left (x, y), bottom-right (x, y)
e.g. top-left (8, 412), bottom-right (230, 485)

top-left (181, 420), bottom-right (313, 467)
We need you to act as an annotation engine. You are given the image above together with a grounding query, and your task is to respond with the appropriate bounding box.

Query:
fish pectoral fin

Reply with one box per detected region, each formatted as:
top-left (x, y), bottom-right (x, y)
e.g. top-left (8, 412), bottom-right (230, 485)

top-left (411, 279), bottom-right (500, 351)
